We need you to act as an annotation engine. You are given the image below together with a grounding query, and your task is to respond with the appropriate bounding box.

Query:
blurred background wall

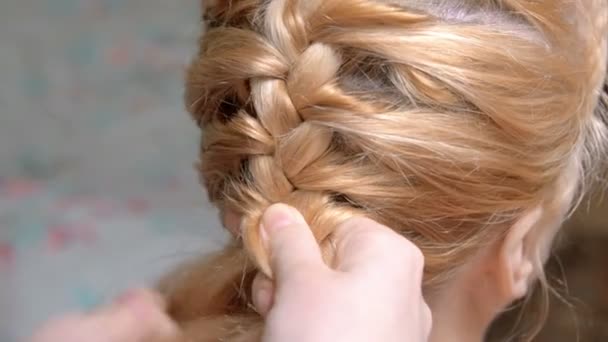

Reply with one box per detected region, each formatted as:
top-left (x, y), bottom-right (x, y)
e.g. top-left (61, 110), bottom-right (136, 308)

top-left (0, 1), bottom-right (605, 341)
top-left (0, 1), bottom-right (225, 340)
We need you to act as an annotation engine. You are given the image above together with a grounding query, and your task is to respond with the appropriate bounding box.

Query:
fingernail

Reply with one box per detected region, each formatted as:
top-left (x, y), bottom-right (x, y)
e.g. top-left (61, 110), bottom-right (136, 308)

top-left (222, 209), bottom-right (242, 237)
top-left (253, 287), bottom-right (272, 315)
top-left (262, 204), bottom-right (296, 235)
top-left (252, 274), bottom-right (274, 315)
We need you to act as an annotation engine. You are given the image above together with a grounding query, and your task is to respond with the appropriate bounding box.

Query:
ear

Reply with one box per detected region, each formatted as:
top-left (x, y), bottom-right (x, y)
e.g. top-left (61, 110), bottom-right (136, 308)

top-left (497, 207), bottom-right (543, 301)
top-left (495, 166), bottom-right (579, 302)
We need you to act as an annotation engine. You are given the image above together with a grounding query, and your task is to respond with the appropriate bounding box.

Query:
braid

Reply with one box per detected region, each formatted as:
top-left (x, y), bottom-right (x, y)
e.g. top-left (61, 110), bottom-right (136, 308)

top-left (191, 0), bottom-right (428, 276)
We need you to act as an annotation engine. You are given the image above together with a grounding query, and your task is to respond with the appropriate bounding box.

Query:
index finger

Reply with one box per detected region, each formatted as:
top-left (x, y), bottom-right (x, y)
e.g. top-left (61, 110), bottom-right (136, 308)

top-left (332, 217), bottom-right (425, 280)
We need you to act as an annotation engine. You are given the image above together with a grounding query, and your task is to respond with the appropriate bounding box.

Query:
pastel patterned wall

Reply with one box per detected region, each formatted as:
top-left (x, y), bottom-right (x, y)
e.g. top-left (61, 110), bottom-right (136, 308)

top-left (0, 1), bottom-right (225, 340)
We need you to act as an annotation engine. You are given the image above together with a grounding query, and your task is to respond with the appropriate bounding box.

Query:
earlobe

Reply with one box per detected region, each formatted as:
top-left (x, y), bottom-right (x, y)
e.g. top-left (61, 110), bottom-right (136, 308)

top-left (512, 259), bottom-right (534, 299)
top-left (498, 207), bottom-right (543, 301)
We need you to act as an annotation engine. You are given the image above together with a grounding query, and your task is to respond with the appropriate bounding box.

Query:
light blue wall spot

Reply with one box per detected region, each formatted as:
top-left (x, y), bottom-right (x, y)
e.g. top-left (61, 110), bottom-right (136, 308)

top-left (72, 286), bottom-right (103, 310)
top-left (10, 220), bottom-right (46, 248)
top-left (22, 71), bottom-right (48, 98)
top-left (67, 37), bottom-right (97, 66)
top-left (101, 0), bottom-right (123, 12)
top-left (47, 0), bottom-right (80, 16)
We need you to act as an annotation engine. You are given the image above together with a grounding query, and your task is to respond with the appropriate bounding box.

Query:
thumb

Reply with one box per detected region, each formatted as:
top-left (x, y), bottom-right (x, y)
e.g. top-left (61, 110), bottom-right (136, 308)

top-left (261, 204), bottom-right (327, 281)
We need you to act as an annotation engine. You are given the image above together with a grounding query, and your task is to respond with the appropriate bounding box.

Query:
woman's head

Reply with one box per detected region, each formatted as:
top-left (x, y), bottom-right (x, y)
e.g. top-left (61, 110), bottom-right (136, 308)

top-left (173, 0), bottom-right (607, 339)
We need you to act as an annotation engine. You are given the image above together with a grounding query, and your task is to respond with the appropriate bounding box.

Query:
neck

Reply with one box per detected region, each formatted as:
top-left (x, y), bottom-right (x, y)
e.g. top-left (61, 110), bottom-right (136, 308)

top-left (427, 253), bottom-right (503, 342)
top-left (427, 286), bottom-right (492, 342)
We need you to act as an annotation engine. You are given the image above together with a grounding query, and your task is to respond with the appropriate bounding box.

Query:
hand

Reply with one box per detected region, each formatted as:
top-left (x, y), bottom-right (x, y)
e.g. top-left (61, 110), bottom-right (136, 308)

top-left (252, 204), bottom-right (432, 342)
top-left (30, 289), bottom-right (181, 342)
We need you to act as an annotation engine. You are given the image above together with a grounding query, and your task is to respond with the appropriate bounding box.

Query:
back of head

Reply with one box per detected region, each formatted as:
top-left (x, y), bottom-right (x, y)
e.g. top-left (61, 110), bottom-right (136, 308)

top-left (164, 0), bottom-right (608, 340)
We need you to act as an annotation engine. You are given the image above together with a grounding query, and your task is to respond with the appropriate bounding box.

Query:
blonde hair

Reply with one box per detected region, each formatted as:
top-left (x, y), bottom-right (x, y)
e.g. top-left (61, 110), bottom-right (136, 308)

top-left (163, 0), bottom-right (608, 340)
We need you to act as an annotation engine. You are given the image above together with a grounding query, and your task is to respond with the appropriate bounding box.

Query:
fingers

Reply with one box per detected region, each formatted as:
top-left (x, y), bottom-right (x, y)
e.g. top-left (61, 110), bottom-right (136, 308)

top-left (98, 289), bottom-right (179, 341)
top-left (30, 315), bottom-right (90, 342)
top-left (30, 289), bottom-right (180, 342)
top-left (333, 217), bottom-right (425, 282)
top-left (260, 205), bottom-right (424, 282)
top-left (261, 204), bottom-right (327, 281)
